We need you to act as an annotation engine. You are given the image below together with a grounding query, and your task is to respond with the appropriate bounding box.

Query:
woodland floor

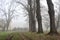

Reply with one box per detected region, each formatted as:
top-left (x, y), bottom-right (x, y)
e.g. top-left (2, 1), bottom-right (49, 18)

top-left (0, 32), bottom-right (60, 40)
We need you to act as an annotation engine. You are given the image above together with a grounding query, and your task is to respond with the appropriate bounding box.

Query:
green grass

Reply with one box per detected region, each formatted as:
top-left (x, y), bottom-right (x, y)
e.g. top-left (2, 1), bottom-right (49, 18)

top-left (23, 32), bottom-right (60, 40)
top-left (0, 32), bottom-right (23, 40)
top-left (0, 32), bottom-right (60, 40)
top-left (12, 32), bottom-right (21, 40)
top-left (0, 32), bottom-right (12, 40)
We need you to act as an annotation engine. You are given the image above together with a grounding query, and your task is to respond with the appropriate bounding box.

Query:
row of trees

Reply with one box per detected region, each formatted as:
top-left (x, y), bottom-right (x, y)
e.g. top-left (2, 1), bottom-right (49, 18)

top-left (27, 0), bottom-right (58, 35)
top-left (16, 0), bottom-right (58, 34)
top-left (0, 0), bottom-right (59, 35)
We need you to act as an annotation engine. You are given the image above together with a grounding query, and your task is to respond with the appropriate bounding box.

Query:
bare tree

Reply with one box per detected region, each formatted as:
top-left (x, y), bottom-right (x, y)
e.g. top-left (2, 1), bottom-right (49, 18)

top-left (0, 0), bottom-right (17, 31)
top-left (46, 0), bottom-right (58, 35)
top-left (28, 0), bottom-right (36, 32)
top-left (36, 0), bottom-right (43, 33)
top-left (16, 0), bottom-right (36, 32)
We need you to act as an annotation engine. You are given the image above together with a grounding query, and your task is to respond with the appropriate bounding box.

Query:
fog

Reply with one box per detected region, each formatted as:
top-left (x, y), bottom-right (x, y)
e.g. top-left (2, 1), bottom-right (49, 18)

top-left (0, 0), bottom-right (59, 30)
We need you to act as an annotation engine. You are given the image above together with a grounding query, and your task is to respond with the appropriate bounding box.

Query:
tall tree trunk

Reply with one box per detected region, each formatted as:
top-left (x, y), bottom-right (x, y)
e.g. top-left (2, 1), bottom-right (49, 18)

top-left (46, 0), bottom-right (58, 35)
top-left (28, 0), bottom-right (36, 32)
top-left (6, 20), bottom-right (9, 31)
top-left (36, 0), bottom-right (43, 33)
top-left (6, 18), bottom-right (11, 31)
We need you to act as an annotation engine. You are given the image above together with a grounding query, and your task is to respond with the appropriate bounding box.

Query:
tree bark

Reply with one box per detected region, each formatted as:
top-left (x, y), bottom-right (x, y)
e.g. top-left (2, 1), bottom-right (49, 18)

top-left (28, 0), bottom-right (36, 32)
top-left (36, 0), bottom-right (43, 33)
top-left (46, 0), bottom-right (58, 35)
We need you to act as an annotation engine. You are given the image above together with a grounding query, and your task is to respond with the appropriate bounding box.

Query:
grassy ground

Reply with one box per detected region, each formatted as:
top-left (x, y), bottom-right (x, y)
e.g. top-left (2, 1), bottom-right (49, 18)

top-left (0, 32), bottom-right (12, 40)
top-left (24, 32), bottom-right (60, 40)
top-left (0, 32), bottom-right (60, 40)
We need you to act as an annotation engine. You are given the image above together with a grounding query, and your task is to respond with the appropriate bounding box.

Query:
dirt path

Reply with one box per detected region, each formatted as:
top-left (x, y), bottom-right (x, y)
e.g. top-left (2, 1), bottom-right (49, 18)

top-left (6, 34), bottom-right (14, 40)
top-left (5, 33), bottom-right (32, 40)
top-left (19, 33), bottom-right (32, 40)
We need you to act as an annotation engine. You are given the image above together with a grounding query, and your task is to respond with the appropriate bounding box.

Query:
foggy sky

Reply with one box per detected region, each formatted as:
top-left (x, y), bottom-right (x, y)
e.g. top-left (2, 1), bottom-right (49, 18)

top-left (0, 0), bottom-right (59, 30)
